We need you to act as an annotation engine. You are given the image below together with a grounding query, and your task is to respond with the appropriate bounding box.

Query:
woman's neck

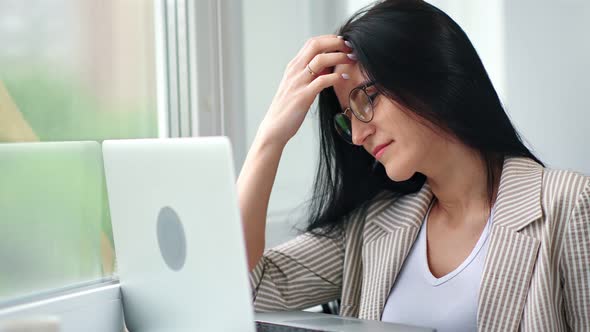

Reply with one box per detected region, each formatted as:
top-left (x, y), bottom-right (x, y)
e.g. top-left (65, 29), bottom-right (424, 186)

top-left (422, 146), bottom-right (499, 225)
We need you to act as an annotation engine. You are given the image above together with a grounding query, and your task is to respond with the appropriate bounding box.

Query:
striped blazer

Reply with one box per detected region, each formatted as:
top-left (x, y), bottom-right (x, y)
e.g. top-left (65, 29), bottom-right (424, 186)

top-left (250, 157), bottom-right (590, 331)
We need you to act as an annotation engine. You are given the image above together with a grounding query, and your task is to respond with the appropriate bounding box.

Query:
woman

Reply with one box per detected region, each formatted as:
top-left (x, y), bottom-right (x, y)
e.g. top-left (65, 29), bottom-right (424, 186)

top-left (237, 1), bottom-right (590, 331)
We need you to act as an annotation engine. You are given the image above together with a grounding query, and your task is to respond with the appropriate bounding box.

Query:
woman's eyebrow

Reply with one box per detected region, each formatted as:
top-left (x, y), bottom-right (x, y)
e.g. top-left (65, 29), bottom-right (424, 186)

top-left (353, 80), bottom-right (373, 90)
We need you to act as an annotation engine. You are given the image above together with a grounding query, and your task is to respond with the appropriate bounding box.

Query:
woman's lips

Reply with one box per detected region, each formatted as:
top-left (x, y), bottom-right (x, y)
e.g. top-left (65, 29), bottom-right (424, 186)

top-left (373, 141), bottom-right (392, 159)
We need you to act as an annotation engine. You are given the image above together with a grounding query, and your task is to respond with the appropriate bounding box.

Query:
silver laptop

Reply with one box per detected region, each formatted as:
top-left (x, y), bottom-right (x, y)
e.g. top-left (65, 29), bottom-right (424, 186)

top-left (255, 311), bottom-right (435, 332)
top-left (102, 137), bottom-right (434, 332)
top-left (102, 137), bottom-right (255, 332)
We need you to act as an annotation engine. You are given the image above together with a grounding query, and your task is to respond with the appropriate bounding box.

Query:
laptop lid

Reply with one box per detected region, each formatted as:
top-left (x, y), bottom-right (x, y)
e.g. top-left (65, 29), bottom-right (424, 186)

top-left (102, 137), bottom-right (255, 332)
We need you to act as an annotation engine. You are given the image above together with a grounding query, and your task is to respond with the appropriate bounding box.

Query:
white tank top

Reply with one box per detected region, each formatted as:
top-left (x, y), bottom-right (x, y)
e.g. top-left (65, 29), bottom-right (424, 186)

top-left (381, 204), bottom-right (493, 332)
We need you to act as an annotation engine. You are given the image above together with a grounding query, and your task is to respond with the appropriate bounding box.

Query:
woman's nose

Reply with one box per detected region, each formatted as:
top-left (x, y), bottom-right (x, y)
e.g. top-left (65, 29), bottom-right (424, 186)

top-left (350, 116), bottom-right (374, 146)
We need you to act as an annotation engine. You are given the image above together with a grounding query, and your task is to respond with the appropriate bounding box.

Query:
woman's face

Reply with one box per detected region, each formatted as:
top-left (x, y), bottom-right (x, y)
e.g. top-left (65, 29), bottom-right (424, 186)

top-left (332, 63), bottom-right (445, 181)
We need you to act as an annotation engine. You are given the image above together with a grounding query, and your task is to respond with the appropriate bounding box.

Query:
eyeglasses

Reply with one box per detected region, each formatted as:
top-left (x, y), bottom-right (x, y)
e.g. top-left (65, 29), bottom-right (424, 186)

top-left (333, 82), bottom-right (378, 144)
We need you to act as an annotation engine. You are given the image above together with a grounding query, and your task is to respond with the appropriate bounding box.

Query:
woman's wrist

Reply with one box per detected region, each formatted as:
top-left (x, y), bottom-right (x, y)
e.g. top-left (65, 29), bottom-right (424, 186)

top-left (253, 129), bottom-right (288, 154)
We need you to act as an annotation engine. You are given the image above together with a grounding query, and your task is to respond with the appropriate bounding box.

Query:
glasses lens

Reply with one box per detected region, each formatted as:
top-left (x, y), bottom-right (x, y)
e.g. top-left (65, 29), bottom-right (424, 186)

top-left (334, 113), bottom-right (352, 143)
top-left (349, 88), bottom-right (373, 122)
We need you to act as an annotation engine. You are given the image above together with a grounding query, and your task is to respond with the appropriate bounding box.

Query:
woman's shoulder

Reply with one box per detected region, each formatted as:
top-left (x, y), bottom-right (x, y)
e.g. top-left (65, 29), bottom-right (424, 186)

top-left (542, 165), bottom-right (589, 198)
top-left (541, 164), bottom-right (590, 218)
top-left (503, 156), bottom-right (588, 206)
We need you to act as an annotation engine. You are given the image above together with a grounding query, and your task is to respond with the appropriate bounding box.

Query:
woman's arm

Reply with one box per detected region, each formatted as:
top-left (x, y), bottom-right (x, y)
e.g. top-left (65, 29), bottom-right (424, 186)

top-left (237, 136), bottom-right (285, 271)
top-left (250, 231), bottom-right (345, 311)
top-left (237, 35), bottom-right (353, 271)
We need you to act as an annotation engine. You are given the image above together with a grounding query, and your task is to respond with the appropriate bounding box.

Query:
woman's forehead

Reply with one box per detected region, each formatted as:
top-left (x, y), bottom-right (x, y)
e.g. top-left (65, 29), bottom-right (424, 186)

top-left (332, 63), bottom-right (367, 107)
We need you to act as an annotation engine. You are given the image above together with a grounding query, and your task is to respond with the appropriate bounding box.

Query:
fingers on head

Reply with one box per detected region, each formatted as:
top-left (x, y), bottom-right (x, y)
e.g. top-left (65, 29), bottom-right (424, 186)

top-left (294, 35), bottom-right (352, 69)
top-left (306, 72), bottom-right (349, 95)
top-left (308, 52), bottom-right (355, 76)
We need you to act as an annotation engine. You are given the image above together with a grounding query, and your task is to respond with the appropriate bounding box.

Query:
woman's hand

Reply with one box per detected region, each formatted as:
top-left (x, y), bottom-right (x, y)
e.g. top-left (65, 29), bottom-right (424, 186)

top-left (256, 35), bottom-right (355, 147)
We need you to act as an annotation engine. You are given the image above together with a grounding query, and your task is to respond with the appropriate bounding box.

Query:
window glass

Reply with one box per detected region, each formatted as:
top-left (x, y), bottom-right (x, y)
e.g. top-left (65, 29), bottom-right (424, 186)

top-left (0, 0), bottom-right (157, 302)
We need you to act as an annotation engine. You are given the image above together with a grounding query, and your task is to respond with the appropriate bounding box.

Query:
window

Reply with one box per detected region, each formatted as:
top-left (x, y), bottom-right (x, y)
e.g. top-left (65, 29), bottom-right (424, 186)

top-left (0, 0), bottom-right (157, 303)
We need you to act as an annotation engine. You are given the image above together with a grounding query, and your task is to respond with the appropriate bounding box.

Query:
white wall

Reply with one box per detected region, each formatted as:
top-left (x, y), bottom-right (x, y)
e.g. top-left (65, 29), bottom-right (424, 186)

top-left (504, 0), bottom-right (590, 175)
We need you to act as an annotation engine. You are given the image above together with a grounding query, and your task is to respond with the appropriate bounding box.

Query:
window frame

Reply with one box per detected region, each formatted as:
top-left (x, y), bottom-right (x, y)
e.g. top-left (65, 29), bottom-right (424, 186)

top-left (0, 279), bottom-right (123, 332)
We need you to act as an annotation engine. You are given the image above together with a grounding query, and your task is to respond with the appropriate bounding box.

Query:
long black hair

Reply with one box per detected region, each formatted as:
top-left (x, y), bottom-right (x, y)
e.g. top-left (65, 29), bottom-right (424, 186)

top-left (305, 0), bottom-right (543, 237)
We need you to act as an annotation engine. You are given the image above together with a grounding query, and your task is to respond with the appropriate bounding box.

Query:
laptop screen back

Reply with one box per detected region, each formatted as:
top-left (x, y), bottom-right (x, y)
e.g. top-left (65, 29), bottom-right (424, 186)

top-left (102, 137), bottom-right (255, 332)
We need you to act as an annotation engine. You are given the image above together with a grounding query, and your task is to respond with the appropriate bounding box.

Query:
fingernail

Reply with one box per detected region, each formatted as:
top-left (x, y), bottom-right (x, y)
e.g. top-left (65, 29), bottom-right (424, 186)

top-left (341, 73), bottom-right (350, 80)
top-left (337, 35), bottom-right (343, 39)
top-left (344, 40), bottom-right (353, 48)
top-left (347, 53), bottom-right (357, 61)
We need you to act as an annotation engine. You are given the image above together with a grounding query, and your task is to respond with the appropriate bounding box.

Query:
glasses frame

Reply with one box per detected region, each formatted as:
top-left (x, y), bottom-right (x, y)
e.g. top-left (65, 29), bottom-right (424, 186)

top-left (334, 81), bottom-right (377, 144)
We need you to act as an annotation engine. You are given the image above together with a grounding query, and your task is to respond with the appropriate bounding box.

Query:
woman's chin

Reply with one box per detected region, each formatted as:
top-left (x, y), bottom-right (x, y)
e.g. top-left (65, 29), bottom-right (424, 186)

top-left (384, 163), bottom-right (414, 182)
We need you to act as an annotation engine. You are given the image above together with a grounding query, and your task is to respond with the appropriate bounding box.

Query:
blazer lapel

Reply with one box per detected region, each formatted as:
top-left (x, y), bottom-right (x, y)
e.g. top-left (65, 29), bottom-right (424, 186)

top-left (478, 157), bottom-right (544, 331)
top-left (359, 183), bottom-right (433, 320)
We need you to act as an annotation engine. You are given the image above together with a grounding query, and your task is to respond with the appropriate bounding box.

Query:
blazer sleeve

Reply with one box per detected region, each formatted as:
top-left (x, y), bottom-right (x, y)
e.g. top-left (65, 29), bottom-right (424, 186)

top-left (249, 230), bottom-right (345, 311)
top-left (561, 178), bottom-right (590, 331)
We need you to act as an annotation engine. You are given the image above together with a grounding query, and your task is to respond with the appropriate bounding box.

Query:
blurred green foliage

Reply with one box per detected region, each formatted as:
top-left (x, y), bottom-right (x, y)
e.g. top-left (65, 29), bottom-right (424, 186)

top-left (2, 63), bottom-right (157, 141)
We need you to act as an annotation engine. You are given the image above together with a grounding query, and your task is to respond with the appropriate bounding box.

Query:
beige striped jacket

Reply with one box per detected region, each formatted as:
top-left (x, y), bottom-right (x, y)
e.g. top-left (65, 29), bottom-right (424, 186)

top-left (250, 157), bottom-right (590, 331)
